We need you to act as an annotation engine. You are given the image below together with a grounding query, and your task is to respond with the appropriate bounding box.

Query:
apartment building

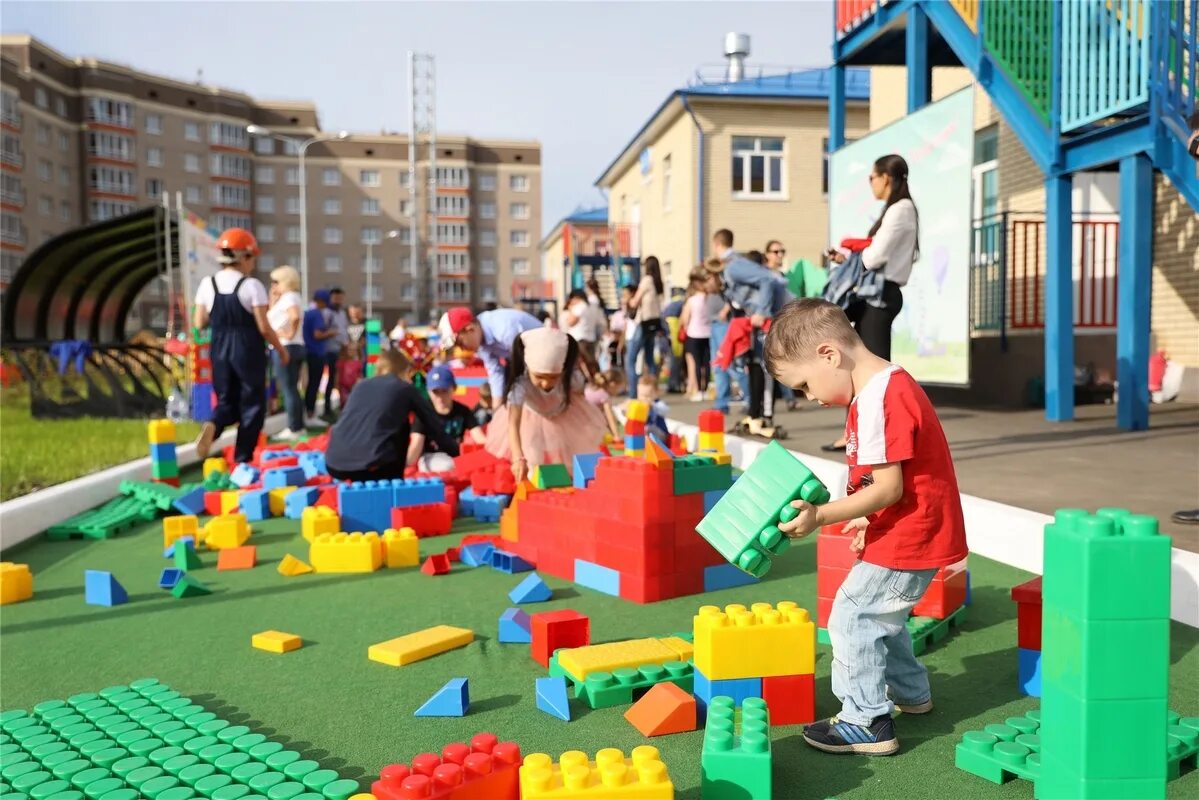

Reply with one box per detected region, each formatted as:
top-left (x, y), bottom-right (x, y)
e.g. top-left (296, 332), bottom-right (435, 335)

top-left (0, 34), bottom-right (540, 328)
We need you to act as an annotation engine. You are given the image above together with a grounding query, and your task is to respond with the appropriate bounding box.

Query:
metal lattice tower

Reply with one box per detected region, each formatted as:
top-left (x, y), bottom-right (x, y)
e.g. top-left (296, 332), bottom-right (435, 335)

top-left (407, 52), bottom-right (437, 325)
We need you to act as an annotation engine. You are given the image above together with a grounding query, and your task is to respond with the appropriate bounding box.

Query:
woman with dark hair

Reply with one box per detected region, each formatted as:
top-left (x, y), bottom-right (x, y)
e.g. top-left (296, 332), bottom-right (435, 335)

top-left (625, 255), bottom-right (665, 389)
top-left (823, 153), bottom-right (920, 451)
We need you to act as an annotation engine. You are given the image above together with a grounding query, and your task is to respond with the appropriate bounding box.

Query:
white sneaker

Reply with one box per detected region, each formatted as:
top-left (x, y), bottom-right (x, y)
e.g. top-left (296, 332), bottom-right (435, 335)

top-left (274, 428), bottom-right (301, 441)
top-left (305, 415), bottom-right (329, 429)
top-left (689, 392), bottom-right (704, 402)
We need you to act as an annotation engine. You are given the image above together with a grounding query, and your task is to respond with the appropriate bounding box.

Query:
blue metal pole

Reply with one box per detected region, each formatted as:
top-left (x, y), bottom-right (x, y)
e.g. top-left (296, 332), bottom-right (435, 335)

top-left (830, 63), bottom-right (846, 150)
top-left (1044, 173), bottom-right (1074, 422)
top-left (906, 4), bottom-right (931, 112)
top-left (1116, 153), bottom-right (1153, 431)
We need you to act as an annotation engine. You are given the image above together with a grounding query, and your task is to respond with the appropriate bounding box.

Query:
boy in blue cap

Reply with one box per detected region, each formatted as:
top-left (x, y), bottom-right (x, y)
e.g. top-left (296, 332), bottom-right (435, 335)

top-left (406, 364), bottom-right (486, 472)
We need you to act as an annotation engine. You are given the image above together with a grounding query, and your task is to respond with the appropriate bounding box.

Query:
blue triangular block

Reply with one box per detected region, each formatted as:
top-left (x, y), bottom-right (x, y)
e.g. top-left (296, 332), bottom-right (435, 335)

top-left (159, 568), bottom-right (184, 590)
top-left (536, 676), bottom-right (571, 721)
top-left (164, 536), bottom-right (195, 559)
top-left (460, 542), bottom-right (494, 568)
top-left (572, 453), bottom-right (602, 489)
top-left (172, 487), bottom-right (207, 516)
top-left (508, 572), bottom-right (552, 604)
top-left (85, 570), bottom-right (128, 606)
top-left (489, 549), bottom-right (533, 574)
top-left (498, 607), bottom-right (532, 643)
top-left (414, 678), bottom-right (469, 717)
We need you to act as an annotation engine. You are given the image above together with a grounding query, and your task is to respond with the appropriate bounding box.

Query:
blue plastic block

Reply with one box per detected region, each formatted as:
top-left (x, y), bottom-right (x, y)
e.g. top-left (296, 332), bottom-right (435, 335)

top-left (299, 452), bottom-right (326, 479)
top-left (624, 434), bottom-right (646, 451)
top-left (703, 563), bottom-right (760, 592)
top-left (190, 383), bottom-right (213, 423)
top-left (693, 666), bottom-right (761, 722)
top-left (229, 463), bottom-right (259, 488)
top-left (965, 569), bottom-right (972, 606)
top-left (573, 559), bottom-right (620, 597)
top-left (339, 480), bottom-right (393, 532)
top-left (1017, 647), bottom-right (1042, 698)
top-left (509, 572), bottom-right (552, 603)
top-left (284, 486), bottom-right (320, 519)
top-left (460, 542), bottom-right (495, 568)
top-left (414, 678), bottom-right (469, 717)
top-left (158, 568), bottom-right (183, 590)
top-left (499, 608), bottom-right (533, 643)
top-left (263, 467), bottom-right (306, 490)
top-left (489, 549), bottom-right (534, 574)
top-left (474, 494), bottom-right (511, 523)
top-left (458, 487), bottom-right (477, 517)
top-left (85, 570), bottom-right (128, 606)
top-left (149, 442), bottom-right (177, 463)
top-left (572, 453), bottom-right (602, 489)
top-left (164, 535), bottom-right (195, 558)
top-left (703, 489), bottom-right (727, 515)
top-left (391, 477), bottom-right (445, 509)
top-left (261, 450), bottom-right (296, 463)
top-left (238, 489), bottom-right (271, 522)
top-left (535, 676), bottom-right (571, 721)
top-left (172, 487), bottom-right (207, 516)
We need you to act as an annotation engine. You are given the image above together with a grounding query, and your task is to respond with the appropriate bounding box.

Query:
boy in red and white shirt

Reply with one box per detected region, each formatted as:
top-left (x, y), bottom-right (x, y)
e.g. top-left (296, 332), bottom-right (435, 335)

top-left (765, 298), bottom-right (967, 756)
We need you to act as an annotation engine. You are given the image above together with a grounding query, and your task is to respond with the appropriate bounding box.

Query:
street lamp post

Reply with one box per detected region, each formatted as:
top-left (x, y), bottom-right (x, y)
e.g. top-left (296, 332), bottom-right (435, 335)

top-left (246, 125), bottom-right (350, 301)
top-left (365, 229), bottom-right (400, 319)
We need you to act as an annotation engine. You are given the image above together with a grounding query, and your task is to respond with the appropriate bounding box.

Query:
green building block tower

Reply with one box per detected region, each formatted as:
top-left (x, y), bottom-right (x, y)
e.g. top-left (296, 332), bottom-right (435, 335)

top-left (701, 695), bottom-right (771, 799)
top-left (1038, 508), bottom-right (1171, 799)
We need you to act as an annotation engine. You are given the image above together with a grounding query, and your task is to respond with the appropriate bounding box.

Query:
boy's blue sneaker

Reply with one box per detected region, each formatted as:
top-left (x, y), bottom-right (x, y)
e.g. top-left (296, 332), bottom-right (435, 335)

top-left (803, 715), bottom-right (899, 755)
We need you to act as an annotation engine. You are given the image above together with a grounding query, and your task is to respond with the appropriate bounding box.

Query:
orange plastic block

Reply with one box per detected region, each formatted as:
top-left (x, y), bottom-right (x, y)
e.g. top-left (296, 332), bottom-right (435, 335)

top-left (204, 513), bottom-right (251, 550)
top-left (0, 562), bottom-right (33, 606)
top-left (624, 682), bottom-right (697, 736)
top-left (645, 437), bottom-right (674, 469)
top-left (163, 515), bottom-right (199, 550)
top-left (217, 545), bottom-right (257, 571)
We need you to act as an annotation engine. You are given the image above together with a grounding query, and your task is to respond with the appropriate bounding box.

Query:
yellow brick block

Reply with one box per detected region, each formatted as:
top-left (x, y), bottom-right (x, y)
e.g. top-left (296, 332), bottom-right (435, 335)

top-left (0, 562), bottom-right (33, 606)
top-left (148, 419), bottom-right (176, 444)
top-left (277, 554), bottom-right (313, 576)
top-left (310, 532), bottom-right (382, 573)
top-left (204, 513), bottom-right (251, 550)
top-left (698, 449), bottom-right (732, 465)
top-left (202, 457), bottom-right (228, 478)
top-left (693, 601), bottom-right (815, 680)
top-left (697, 431), bottom-right (725, 451)
top-left (368, 625), bottom-right (474, 667)
top-left (163, 515), bottom-right (199, 550)
top-left (301, 506), bottom-right (341, 543)
top-left (625, 400), bottom-right (649, 423)
top-left (220, 491), bottom-right (242, 515)
top-left (252, 630), bottom-right (303, 653)
top-left (268, 487), bottom-right (296, 517)
top-left (519, 746), bottom-right (673, 798)
top-left (381, 528), bottom-right (419, 568)
top-left (557, 637), bottom-right (693, 681)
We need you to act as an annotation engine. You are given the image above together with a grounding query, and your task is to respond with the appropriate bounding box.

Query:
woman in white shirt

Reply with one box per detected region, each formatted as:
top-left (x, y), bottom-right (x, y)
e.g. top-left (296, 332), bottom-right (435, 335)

top-left (266, 265), bottom-right (307, 439)
top-left (625, 256), bottom-right (664, 389)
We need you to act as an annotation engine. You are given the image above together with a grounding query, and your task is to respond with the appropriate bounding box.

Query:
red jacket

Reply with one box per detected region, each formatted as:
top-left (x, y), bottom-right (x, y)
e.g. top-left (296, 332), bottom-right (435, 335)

top-left (714, 317), bottom-right (772, 369)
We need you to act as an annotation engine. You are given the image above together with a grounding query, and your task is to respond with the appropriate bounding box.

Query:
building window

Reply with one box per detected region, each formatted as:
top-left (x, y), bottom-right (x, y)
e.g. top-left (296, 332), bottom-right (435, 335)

top-left (285, 166), bottom-right (301, 186)
top-left (210, 184), bottom-right (250, 210)
top-left (435, 195), bottom-right (468, 216)
top-left (400, 171), bottom-right (412, 189)
top-left (210, 153), bottom-right (251, 180)
top-left (437, 252), bottom-right (470, 274)
top-left (400, 199), bottom-right (414, 217)
top-left (322, 167), bottom-right (340, 186)
top-left (256, 195), bottom-right (275, 214)
top-left (363, 284), bottom-right (383, 302)
top-left (437, 279), bottom-right (470, 302)
top-left (361, 226), bottom-right (381, 244)
top-left (38, 195), bottom-right (52, 215)
top-left (401, 284), bottom-right (414, 301)
top-left (87, 132), bottom-right (135, 161)
top-left (510, 230), bottom-right (530, 247)
top-left (184, 122), bottom-right (201, 142)
top-left (146, 178), bottom-right (163, 199)
top-left (209, 121), bottom-right (248, 149)
top-left (59, 166), bottom-right (70, 186)
top-left (662, 154), bottom-right (672, 210)
top-left (324, 255), bottom-right (342, 272)
top-left (35, 87), bottom-right (48, 109)
top-left (285, 196), bottom-right (301, 215)
top-left (479, 230), bottom-right (496, 247)
top-left (58, 132), bottom-right (70, 152)
top-left (972, 125), bottom-right (999, 222)
top-left (256, 166), bottom-right (274, 184)
top-left (146, 147), bottom-right (163, 167)
top-left (361, 198), bottom-right (380, 216)
top-left (359, 170), bottom-right (381, 187)
top-left (435, 224), bottom-right (468, 244)
top-left (282, 139), bottom-right (300, 156)
top-left (185, 185), bottom-right (202, 204)
top-left (1, 134), bottom-right (22, 169)
top-left (323, 198), bottom-right (340, 215)
top-left (35, 123), bottom-right (49, 146)
top-left (481, 286), bottom-right (497, 303)
top-left (145, 114), bottom-right (163, 135)
top-left (89, 199), bottom-right (135, 221)
top-left (509, 174), bottom-right (529, 192)
top-left (38, 159), bottom-right (52, 182)
top-left (55, 97), bottom-right (68, 118)
top-left (479, 258), bottom-right (496, 275)
top-left (184, 153), bottom-right (202, 173)
top-left (435, 166), bottom-right (469, 187)
top-left (258, 254), bottom-right (276, 270)
top-left (258, 224), bottom-right (275, 243)
top-left (509, 202), bottom-right (529, 220)
top-left (731, 136), bottom-right (785, 197)
top-left (363, 255), bottom-right (381, 273)
top-left (478, 174), bottom-right (496, 191)
top-left (479, 202), bottom-right (496, 219)
top-left (511, 257), bottom-right (530, 275)
top-left (286, 225), bottom-right (301, 243)
top-left (60, 201), bottom-right (71, 222)
top-left (254, 137), bottom-right (275, 155)
top-left (402, 256), bottom-right (415, 275)
top-left (323, 226), bottom-right (342, 244)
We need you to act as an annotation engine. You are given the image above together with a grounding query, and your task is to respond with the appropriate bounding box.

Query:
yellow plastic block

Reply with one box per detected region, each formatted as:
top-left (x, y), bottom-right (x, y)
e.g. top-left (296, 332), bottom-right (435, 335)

top-left (148, 419), bottom-right (176, 444)
top-left (220, 491), bottom-right (242, 515)
top-left (252, 630), bottom-right (302, 653)
top-left (381, 528), bottom-right (419, 568)
top-left (277, 554), bottom-right (313, 576)
top-left (310, 532), bottom-right (382, 573)
top-left (204, 513), bottom-right (251, 550)
top-left (0, 562), bottom-right (33, 606)
top-left (557, 637), bottom-right (692, 682)
top-left (301, 506), bottom-right (341, 543)
top-left (348, 796), bottom-right (377, 800)
top-left (202, 457), bottom-right (228, 478)
top-left (368, 625), bottom-right (474, 667)
top-left (163, 515), bottom-right (199, 549)
top-left (697, 432), bottom-right (725, 451)
top-left (268, 487), bottom-right (296, 517)
top-left (659, 636), bottom-right (695, 663)
top-left (697, 449), bottom-right (732, 465)
top-left (693, 601), bottom-right (816, 680)
top-left (519, 746), bottom-right (673, 798)
top-left (625, 400), bottom-right (649, 423)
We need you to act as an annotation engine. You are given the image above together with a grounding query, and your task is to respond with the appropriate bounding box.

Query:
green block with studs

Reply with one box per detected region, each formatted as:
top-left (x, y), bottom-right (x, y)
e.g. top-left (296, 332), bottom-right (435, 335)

top-left (701, 695), bottom-right (771, 800)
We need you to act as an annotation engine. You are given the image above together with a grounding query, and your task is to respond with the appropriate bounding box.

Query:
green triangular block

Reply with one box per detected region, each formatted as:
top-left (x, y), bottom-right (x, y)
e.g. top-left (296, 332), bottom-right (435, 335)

top-left (174, 542), bottom-right (202, 571)
top-left (170, 574), bottom-right (211, 598)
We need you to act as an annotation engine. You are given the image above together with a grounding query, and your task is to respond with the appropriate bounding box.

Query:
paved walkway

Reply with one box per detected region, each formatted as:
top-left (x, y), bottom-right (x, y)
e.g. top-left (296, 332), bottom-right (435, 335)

top-left (665, 396), bottom-right (1199, 554)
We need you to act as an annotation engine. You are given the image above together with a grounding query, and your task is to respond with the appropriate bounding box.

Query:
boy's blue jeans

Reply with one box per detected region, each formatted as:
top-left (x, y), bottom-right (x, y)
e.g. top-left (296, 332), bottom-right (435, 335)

top-left (828, 560), bottom-right (938, 726)
top-left (709, 320), bottom-right (749, 414)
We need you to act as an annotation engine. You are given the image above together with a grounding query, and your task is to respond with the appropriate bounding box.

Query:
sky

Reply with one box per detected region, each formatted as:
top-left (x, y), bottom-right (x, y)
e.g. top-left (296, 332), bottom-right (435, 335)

top-left (4, 1), bottom-right (834, 236)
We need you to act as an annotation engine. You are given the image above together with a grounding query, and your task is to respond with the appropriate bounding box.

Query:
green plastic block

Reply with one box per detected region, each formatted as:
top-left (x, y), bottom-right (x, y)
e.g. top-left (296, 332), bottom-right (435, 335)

top-left (531, 463), bottom-right (571, 489)
top-left (169, 575), bottom-right (211, 599)
top-left (45, 496), bottom-right (159, 540)
top-left (547, 652), bottom-right (694, 709)
top-left (954, 716), bottom-right (1043, 784)
top-left (174, 544), bottom-right (202, 572)
top-left (151, 462), bottom-right (180, 480)
top-left (695, 440), bottom-right (829, 577)
top-left (1042, 694), bottom-right (1168, 782)
top-left (701, 696), bottom-right (771, 800)
top-left (1040, 612), bottom-right (1169, 701)
top-left (907, 604), bottom-right (968, 656)
top-left (671, 456), bottom-right (732, 495)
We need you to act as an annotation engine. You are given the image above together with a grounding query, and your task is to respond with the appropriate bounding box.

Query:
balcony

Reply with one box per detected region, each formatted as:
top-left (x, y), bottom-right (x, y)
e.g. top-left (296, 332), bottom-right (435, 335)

top-left (1, 108), bottom-right (20, 129)
top-left (1, 151), bottom-right (23, 168)
top-left (1, 186), bottom-right (25, 206)
top-left (511, 280), bottom-right (555, 302)
top-left (88, 181), bottom-right (136, 197)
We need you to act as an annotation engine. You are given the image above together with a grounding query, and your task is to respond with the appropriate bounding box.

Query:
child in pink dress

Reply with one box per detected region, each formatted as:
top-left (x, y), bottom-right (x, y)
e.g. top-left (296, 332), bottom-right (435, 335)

top-left (485, 327), bottom-right (608, 481)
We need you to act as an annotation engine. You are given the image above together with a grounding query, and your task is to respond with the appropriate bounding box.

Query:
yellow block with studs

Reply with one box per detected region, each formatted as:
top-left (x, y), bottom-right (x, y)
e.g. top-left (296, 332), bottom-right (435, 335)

top-left (205, 513), bottom-right (251, 550)
top-left (268, 487), bottom-right (296, 517)
top-left (519, 746), bottom-right (673, 798)
top-left (277, 554), bottom-right (313, 576)
top-left (697, 449), bottom-right (732, 465)
top-left (148, 419), bottom-right (176, 444)
top-left (625, 399), bottom-right (649, 423)
top-left (219, 491), bottom-right (242, 515)
top-left (301, 506), bottom-right (340, 543)
top-left (693, 601), bottom-right (816, 680)
top-left (252, 630), bottom-right (302, 653)
top-left (0, 562), bottom-right (33, 606)
top-left (202, 457), bottom-right (227, 478)
top-left (368, 625), bottom-right (474, 667)
top-left (698, 431), bottom-right (725, 451)
top-left (382, 528), bottom-right (419, 567)
top-left (163, 515), bottom-right (199, 550)
top-left (556, 636), bottom-right (694, 681)
top-left (310, 531), bottom-right (382, 573)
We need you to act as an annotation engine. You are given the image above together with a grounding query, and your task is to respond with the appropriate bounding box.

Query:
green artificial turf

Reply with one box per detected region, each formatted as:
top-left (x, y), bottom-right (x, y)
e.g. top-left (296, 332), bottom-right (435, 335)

top-left (2, 489), bottom-right (1197, 800)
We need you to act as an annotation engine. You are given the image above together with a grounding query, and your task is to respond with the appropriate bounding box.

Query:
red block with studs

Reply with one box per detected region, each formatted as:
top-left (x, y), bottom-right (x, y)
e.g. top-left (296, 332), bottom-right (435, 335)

top-left (762, 673), bottom-right (816, 726)
top-left (911, 560), bottom-right (968, 619)
top-left (530, 609), bottom-right (590, 668)
top-left (371, 732), bottom-right (521, 800)
top-left (1011, 576), bottom-right (1042, 651)
top-left (392, 502), bottom-right (453, 537)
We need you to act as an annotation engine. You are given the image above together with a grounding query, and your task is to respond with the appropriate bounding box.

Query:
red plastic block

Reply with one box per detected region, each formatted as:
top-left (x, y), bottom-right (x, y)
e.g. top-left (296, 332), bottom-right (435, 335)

top-left (421, 553), bottom-right (451, 576)
top-left (816, 564), bottom-right (849, 601)
top-left (912, 561), bottom-right (967, 619)
top-left (762, 673), bottom-right (816, 725)
top-left (217, 545), bottom-right (257, 571)
top-left (453, 449), bottom-right (505, 480)
top-left (204, 491), bottom-right (223, 516)
top-left (530, 609), bottom-right (590, 668)
top-left (372, 732), bottom-right (521, 800)
top-left (624, 419), bottom-right (646, 436)
top-left (816, 526), bottom-right (860, 570)
top-left (1010, 575), bottom-right (1042, 604)
top-left (444, 485), bottom-right (459, 516)
top-left (1012, 576), bottom-right (1043, 651)
top-left (392, 503), bottom-right (453, 537)
top-left (315, 485), bottom-right (339, 511)
top-left (471, 465), bottom-right (516, 496)
top-left (305, 474), bottom-right (333, 486)
top-left (697, 409), bottom-right (725, 433)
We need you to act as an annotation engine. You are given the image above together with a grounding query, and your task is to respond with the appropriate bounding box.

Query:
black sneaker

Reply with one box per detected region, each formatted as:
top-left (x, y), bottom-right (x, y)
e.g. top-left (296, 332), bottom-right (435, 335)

top-left (803, 715), bottom-right (899, 755)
